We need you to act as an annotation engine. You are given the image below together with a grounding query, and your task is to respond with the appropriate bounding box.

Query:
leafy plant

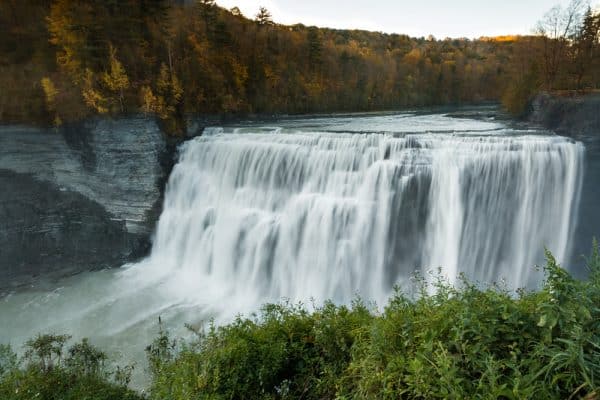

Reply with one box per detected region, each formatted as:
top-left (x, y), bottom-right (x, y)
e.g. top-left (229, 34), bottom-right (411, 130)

top-left (0, 335), bottom-right (143, 400)
top-left (147, 242), bottom-right (600, 400)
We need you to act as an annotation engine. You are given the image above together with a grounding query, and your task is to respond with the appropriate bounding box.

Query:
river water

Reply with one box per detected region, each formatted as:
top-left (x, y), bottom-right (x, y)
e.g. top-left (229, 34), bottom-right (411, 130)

top-left (0, 110), bottom-right (594, 385)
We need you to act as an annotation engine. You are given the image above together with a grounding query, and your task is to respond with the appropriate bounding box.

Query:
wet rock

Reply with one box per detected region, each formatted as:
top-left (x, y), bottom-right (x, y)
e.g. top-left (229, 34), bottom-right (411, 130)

top-left (0, 117), bottom-right (176, 291)
top-left (529, 93), bottom-right (600, 136)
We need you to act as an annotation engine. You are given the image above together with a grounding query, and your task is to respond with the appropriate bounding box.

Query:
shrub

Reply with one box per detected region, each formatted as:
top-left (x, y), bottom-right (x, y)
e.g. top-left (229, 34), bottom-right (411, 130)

top-left (0, 335), bottom-right (143, 400)
top-left (148, 242), bottom-right (600, 399)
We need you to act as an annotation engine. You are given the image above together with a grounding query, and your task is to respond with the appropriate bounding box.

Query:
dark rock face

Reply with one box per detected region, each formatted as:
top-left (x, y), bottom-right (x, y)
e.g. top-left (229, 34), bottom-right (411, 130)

top-left (529, 93), bottom-right (600, 136)
top-left (528, 93), bottom-right (600, 276)
top-left (0, 117), bottom-right (176, 292)
top-left (0, 170), bottom-right (142, 290)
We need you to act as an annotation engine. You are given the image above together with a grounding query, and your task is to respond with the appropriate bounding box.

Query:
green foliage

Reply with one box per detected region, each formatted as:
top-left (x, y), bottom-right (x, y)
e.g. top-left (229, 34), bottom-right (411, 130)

top-left (0, 335), bottom-right (143, 400)
top-left (146, 301), bottom-right (373, 400)
top-left (147, 243), bottom-right (600, 399)
top-left (0, 345), bottom-right (18, 378)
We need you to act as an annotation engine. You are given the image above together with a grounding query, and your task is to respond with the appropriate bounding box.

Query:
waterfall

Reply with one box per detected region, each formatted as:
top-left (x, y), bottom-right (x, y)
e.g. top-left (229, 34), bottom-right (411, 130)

top-left (0, 113), bottom-right (586, 387)
top-left (126, 125), bottom-right (584, 316)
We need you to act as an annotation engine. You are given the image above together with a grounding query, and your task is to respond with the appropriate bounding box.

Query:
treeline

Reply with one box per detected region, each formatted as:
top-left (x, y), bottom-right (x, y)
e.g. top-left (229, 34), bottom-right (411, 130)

top-left (0, 0), bottom-right (513, 134)
top-left (0, 0), bottom-right (599, 135)
top-left (1, 245), bottom-right (600, 399)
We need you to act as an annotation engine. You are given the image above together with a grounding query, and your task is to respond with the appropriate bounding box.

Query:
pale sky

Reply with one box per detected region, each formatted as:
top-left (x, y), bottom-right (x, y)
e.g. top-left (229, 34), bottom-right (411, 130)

top-left (215, 0), bottom-right (599, 39)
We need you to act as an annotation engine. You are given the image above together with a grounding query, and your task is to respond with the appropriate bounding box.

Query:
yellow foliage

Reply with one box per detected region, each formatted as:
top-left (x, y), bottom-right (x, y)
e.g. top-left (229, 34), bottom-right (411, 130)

top-left (41, 77), bottom-right (59, 109)
top-left (47, 0), bottom-right (84, 82)
top-left (152, 64), bottom-right (183, 120)
top-left (403, 48), bottom-right (422, 65)
top-left (140, 86), bottom-right (158, 115)
top-left (480, 35), bottom-right (521, 43)
top-left (102, 45), bottom-right (129, 112)
top-left (102, 46), bottom-right (129, 93)
top-left (41, 77), bottom-right (62, 126)
top-left (231, 60), bottom-right (249, 92)
top-left (82, 69), bottom-right (108, 114)
top-left (305, 81), bottom-right (323, 100)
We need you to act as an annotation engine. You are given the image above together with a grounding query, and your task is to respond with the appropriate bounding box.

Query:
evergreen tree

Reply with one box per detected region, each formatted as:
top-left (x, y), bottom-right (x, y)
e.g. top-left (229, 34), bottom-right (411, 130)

top-left (256, 7), bottom-right (273, 26)
top-left (572, 7), bottom-right (600, 89)
top-left (307, 27), bottom-right (323, 71)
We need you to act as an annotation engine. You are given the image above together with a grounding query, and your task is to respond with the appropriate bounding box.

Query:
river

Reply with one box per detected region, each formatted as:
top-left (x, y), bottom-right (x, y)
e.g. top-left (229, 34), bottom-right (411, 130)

top-left (0, 109), bottom-right (596, 386)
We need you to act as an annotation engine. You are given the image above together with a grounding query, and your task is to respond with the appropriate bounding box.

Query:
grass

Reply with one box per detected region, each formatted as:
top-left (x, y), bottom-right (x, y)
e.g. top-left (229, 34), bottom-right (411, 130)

top-left (2, 242), bottom-right (600, 399)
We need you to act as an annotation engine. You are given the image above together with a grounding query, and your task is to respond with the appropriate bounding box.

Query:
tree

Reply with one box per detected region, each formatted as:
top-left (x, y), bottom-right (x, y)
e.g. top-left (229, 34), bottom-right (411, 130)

top-left (154, 63), bottom-right (185, 135)
top-left (230, 6), bottom-right (243, 17)
top-left (102, 45), bottom-right (130, 112)
top-left (256, 6), bottom-right (273, 26)
top-left (572, 7), bottom-right (600, 89)
top-left (140, 85), bottom-right (159, 115)
top-left (307, 27), bottom-right (323, 71)
top-left (47, 0), bottom-right (85, 82)
top-left (82, 69), bottom-right (109, 114)
top-left (41, 77), bottom-right (62, 126)
top-left (536, 0), bottom-right (587, 90)
top-left (197, 0), bottom-right (217, 27)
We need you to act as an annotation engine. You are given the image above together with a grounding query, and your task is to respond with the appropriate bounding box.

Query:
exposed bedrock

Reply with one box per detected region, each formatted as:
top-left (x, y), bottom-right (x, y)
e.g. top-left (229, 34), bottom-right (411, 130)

top-left (0, 117), bottom-right (178, 291)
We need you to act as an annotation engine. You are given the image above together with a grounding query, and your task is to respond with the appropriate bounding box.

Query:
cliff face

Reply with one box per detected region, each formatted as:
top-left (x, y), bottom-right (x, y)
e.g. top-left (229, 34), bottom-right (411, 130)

top-left (0, 118), bottom-right (176, 292)
top-left (528, 93), bottom-right (600, 275)
top-left (529, 93), bottom-right (600, 136)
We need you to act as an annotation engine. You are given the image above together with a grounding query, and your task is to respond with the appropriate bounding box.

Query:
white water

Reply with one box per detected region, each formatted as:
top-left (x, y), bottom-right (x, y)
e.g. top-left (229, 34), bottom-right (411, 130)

top-left (0, 111), bottom-right (584, 383)
top-left (138, 125), bottom-right (583, 312)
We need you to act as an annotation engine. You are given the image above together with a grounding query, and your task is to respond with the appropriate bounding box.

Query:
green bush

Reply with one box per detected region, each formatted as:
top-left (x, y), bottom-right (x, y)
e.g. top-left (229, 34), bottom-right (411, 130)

top-left (148, 242), bottom-right (600, 400)
top-left (146, 301), bottom-right (373, 400)
top-left (0, 335), bottom-right (143, 400)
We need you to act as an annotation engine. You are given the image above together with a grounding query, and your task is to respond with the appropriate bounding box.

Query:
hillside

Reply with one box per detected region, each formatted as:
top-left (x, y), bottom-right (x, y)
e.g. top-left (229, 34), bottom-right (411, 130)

top-left (1, 0), bottom-right (598, 135)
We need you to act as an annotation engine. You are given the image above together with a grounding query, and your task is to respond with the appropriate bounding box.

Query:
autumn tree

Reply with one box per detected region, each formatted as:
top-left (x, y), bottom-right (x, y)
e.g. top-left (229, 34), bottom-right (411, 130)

top-left (230, 7), bottom-right (243, 17)
top-left (82, 69), bottom-right (108, 114)
top-left (536, 0), bottom-right (587, 90)
top-left (41, 77), bottom-right (61, 126)
top-left (102, 45), bottom-right (130, 112)
top-left (154, 63), bottom-right (185, 135)
top-left (47, 0), bottom-right (85, 82)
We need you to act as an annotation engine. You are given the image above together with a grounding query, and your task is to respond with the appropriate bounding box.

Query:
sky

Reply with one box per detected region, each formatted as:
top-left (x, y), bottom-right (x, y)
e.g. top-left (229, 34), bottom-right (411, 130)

top-left (214, 0), bottom-right (599, 39)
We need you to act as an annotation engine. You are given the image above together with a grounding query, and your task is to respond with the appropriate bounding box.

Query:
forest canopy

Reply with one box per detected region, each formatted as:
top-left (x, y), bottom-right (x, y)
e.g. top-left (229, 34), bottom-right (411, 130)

top-left (1, 0), bottom-right (599, 135)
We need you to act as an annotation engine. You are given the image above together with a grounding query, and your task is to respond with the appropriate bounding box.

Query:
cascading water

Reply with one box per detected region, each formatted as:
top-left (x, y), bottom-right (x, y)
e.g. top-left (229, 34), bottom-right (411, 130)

top-left (125, 117), bottom-right (584, 317)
